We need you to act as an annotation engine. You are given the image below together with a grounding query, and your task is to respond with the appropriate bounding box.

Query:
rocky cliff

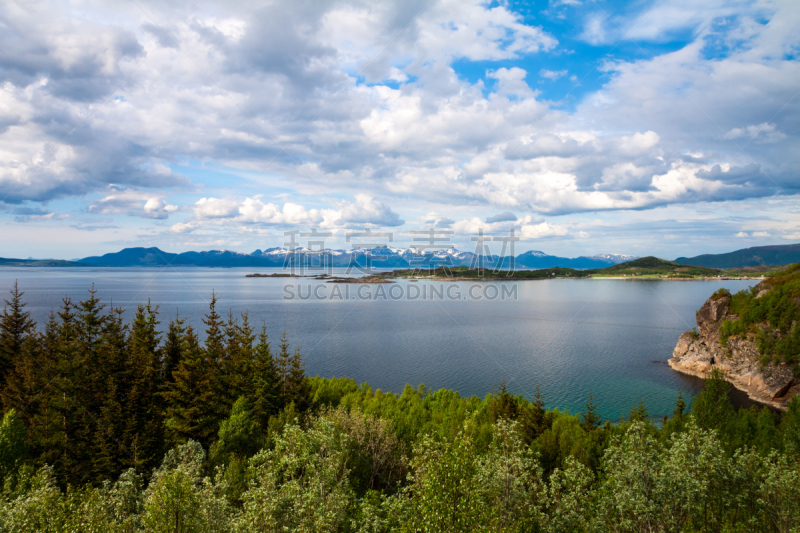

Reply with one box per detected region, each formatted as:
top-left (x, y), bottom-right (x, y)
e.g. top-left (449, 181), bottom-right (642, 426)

top-left (669, 282), bottom-right (798, 409)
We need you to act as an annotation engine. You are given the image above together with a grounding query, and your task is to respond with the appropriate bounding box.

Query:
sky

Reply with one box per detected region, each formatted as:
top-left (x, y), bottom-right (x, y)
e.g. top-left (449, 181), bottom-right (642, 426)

top-left (0, 0), bottom-right (798, 260)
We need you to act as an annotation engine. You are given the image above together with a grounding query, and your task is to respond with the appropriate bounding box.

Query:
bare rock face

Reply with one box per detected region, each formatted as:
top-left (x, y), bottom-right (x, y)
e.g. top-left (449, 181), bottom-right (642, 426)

top-left (668, 288), bottom-right (796, 410)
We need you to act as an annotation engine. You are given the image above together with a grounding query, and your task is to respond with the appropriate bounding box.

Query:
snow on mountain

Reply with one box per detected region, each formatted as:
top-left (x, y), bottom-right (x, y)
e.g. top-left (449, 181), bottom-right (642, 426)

top-left (589, 253), bottom-right (639, 262)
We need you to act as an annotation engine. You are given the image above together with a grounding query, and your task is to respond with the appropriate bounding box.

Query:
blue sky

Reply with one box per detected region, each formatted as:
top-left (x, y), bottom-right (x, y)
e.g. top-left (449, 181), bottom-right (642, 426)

top-left (0, 0), bottom-right (798, 259)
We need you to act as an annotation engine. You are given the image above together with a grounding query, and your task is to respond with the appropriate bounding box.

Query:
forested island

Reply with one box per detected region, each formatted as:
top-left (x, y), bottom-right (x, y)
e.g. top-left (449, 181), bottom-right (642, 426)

top-left (0, 284), bottom-right (798, 531)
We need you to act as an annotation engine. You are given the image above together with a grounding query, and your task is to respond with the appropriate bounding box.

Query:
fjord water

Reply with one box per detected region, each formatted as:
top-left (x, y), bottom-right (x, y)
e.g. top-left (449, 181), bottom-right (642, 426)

top-left (0, 268), bottom-right (759, 421)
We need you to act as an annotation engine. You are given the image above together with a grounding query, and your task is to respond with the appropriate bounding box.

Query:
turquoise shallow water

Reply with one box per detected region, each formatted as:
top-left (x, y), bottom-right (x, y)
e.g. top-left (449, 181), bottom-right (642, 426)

top-left (0, 267), bottom-right (759, 421)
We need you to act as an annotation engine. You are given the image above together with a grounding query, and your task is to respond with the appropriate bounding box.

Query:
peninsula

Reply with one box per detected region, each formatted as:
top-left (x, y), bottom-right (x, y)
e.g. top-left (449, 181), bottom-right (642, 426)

top-left (669, 263), bottom-right (800, 409)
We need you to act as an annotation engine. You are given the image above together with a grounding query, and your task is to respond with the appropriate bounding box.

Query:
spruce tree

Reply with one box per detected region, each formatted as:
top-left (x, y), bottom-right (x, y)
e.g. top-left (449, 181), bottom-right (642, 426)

top-left (51, 296), bottom-right (84, 484)
top-left (203, 292), bottom-right (229, 425)
top-left (222, 310), bottom-right (255, 404)
top-left (490, 379), bottom-right (519, 421)
top-left (123, 303), bottom-right (163, 474)
top-left (520, 383), bottom-right (550, 443)
top-left (287, 347), bottom-right (310, 411)
top-left (163, 324), bottom-right (216, 446)
top-left (92, 306), bottom-right (128, 481)
top-left (673, 391), bottom-right (687, 420)
top-left (628, 398), bottom-right (649, 423)
top-left (160, 310), bottom-right (185, 389)
top-left (69, 288), bottom-right (109, 485)
top-left (277, 331), bottom-right (291, 403)
top-left (0, 281), bottom-right (34, 386)
top-left (248, 325), bottom-right (281, 429)
top-left (1, 332), bottom-right (40, 424)
top-left (580, 390), bottom-right (602, 431)
top-left (25, 312), bottom-right (61, 471)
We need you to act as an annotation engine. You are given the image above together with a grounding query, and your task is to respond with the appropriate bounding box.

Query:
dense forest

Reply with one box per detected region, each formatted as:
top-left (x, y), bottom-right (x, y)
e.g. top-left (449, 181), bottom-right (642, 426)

top-left (0, 283), bottom-right (798, 532)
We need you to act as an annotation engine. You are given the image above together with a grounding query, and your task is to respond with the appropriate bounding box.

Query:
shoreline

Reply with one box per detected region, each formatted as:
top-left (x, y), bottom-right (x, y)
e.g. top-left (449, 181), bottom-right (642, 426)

top-left (667, 358), bottom-right (788, 411)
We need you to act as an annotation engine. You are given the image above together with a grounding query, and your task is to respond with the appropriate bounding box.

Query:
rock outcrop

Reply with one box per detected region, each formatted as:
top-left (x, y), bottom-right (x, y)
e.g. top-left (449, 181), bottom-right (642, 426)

top-left (669, 285), bottom-right (798, 409)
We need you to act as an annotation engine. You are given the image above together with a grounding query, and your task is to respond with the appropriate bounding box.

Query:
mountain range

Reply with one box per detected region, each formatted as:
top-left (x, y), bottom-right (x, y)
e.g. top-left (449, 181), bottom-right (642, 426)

top-left (2, 242), bottom-right (797, 270)
top-left (75, 247), bottom-right (639, 269)
top-left (674, 243), bottom-right (800, 269)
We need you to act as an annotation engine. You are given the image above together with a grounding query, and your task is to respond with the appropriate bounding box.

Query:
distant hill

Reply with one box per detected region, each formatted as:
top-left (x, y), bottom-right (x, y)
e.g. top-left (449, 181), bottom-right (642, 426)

top-left (674, 243), bottom-right (800, 268)
top-left (593, 256), bottom-right (722, 277)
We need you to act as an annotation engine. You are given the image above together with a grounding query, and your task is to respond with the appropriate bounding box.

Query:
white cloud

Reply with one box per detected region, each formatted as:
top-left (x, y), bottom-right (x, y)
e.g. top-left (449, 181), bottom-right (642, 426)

top-left (520, 221), bottom-right (569, 239)
top-left (175, 195), bottom-right (403, 233)
top-left (723, 123), bottom-right (786, 144)
top-left (143, 198), bottom-right (178, 218)
top-left (89, 191), bottom-right (179, 219)
top-left (540, 69), bottom-right (568, 80)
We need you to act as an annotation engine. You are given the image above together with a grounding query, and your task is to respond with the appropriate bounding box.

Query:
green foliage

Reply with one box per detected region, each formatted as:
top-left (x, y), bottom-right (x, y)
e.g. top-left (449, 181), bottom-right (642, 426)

top-left (0, 285), bottom-right (799, 531)
top-left (237, 419), bottom-right (353, 533)
top-left (210, 396), bottom-right (260, 466)
top-left (0, 410), bottom-right (26, 479)
top-left (142, 440), bottom-right (231, 533)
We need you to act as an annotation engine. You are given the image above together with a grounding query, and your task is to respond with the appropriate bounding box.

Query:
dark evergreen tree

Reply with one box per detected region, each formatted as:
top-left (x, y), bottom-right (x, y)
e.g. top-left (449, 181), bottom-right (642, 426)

top-left (48, 296), bottom-right (84, 484)
top-left (287, 347), bottom-right (310, 411)
top-left (520, 383), bottom-right (551, 443)
top-left (24, 312), bottom-right (61, 471)
top-left (277, 331), bottom-right (291, 403)
top-left (163, 324), bottom-right (216, 446)
top-left (580, 390), bottom-right (602, 431)
top-left (490, 379), bottom-right (519, 421)
top-left (673, 391), bottom-right (687, 420)
top-left (123, 303), bottom-right (163, 474)
top-left (204, 292), bottom-right (229, 425)
top-left (0, 281), bottom-right (34, 386)
top-left (223, 310), bottom-right (255, 403)
top-left (92, 306), bottom-right (128, 481)
top-left (628, 398), bottom-right (649, 423)
top-left (160, 310), bottom-right (185, 389)
top-left (248, 325), bottom-right (280, 428)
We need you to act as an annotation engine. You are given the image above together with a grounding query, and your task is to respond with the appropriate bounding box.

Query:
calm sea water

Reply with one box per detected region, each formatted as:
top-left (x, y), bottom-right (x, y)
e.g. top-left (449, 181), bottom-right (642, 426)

top-left (0, 267), bottom-right (759, 421)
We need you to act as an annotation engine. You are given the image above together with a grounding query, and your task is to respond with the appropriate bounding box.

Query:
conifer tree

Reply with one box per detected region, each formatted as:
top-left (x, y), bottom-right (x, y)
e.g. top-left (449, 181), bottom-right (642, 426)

top-left (288, 347), bottom-right (310, 411)
top-left (92, 306), bottom-right (128, 481)
top-left (248, 325), bottom-right (280, 429)
top-left (69, 288), bottom-right (109, 485)
top-left (203, 292), bottom-right (229, 424)
top-left (277, 331), bottom-right (291, 403)
top-left (163, 325), bottom-right (217, 446)
top-left (123, 303), bottom-right (163, 474)
top-left (628, 398), bottom-right (649, 423)
top-left (1, 332), bottom-right (41, 424)
top-left (50, 296), bottom-right (85, 484)
top-left (490, 379), bottom-right (519, 421)
top-left (0, 281), bottom-right (34, 386)
top-left (160, 311), bottom-right (185, 389)
top-left (673, 392), bottom-right (687, 420)
top-left (520, 383), bottom-right (551, 443)
top-left (580, 390), bottom-right (602, 431)
top-left (25, 312), bottom-right (61, 470)
top-left (222, 310), bottom-right (255, 403)
top-left (1, 282), bottom-right (41, 421)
